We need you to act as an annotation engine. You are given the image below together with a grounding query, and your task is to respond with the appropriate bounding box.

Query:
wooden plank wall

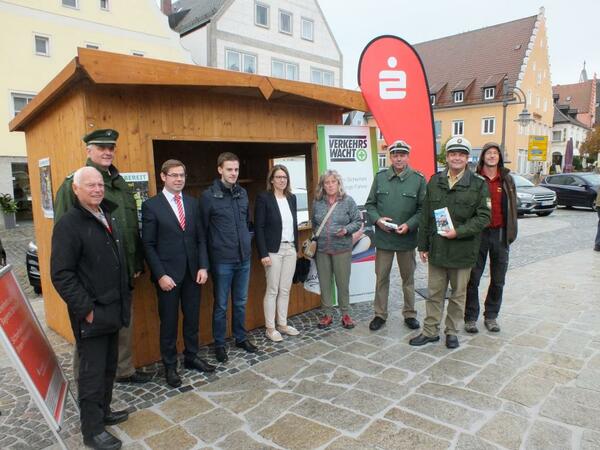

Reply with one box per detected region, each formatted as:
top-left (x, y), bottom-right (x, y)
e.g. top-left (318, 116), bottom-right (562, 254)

top-left (26, 82), bottom-right (342, 366)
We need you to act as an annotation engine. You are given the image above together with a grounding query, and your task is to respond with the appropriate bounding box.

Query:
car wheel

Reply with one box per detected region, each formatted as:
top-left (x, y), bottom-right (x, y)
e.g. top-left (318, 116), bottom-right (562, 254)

top-left (34, 286), bottom-right (42, 295)
top-left (536, 211), bottom-right (552, 217)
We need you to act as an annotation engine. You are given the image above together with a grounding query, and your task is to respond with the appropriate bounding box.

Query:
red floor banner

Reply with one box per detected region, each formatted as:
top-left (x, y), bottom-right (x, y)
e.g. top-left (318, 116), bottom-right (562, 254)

top-left (358, 35), bottom-right (436, 178)
top-left (0, 265), bottom-right (68, 430)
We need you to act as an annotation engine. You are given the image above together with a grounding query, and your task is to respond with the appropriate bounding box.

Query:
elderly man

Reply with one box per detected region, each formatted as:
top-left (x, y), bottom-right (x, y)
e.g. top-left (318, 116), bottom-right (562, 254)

top-left (410, 137), bottom-right (491, 349)
top-left (54, 129), bottom-right (148, 384)
top-left (365, 140), bottom-right (426, 331)
top-left (51, 167), bottom-right (129, 450)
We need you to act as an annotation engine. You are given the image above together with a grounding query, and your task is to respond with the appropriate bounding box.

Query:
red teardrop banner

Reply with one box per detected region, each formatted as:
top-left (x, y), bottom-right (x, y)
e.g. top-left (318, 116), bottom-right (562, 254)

top-left (358, 35), bottom-right (436, 178)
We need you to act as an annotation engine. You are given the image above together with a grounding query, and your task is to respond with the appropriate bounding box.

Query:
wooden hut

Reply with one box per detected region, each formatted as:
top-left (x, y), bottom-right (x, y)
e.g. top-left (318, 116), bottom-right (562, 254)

top-left (9, 48), bottom-right (367, 366)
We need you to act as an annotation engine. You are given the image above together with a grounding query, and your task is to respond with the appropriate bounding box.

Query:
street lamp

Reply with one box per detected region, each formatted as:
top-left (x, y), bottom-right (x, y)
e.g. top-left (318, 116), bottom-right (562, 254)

top-left (500, 81), bottom-right (533, 162)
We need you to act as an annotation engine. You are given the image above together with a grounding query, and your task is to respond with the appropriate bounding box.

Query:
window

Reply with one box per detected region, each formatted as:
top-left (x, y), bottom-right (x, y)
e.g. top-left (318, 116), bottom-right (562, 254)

top-left (279, 10), bottom-right (292, 34)
top-left (430, 94), bottom-right (436, 106)
top-left (482, 117), bottom-right (495, 134)
top-left (378, 153), bottom-right (387, 169)
top-left (255, 2), bottom-right (269, 28)
top-left (453, 91), bottom-right (464, 103)
top-left (483, 87), bottom-right (495, 100)
top-left (301, 18), bottom-right (314, 41)
top-left (85, 43), bottom-right (100, 49)
top-left (34, 34), bottom-right (50, 56)
top-left (311, 68), bottom-right (334, 86)
top-left (100, 0), bottom-right (109, 10)
top-left (543, 98), bottom-right (548, 112)
top-left (226, 50), bottom-right (256, 74)
top-left (62, 0), bottom-right (78, 8)
top-left (434, 120), bottom-right (442, 138)
top-left (452, 120), bottom-right (464, 136)
top-left (131, 51), bottom-right (145, 57)
top-left (11, 93), bottom-right (35, 117)
top-left (272, 59), bottom-right (298, 80)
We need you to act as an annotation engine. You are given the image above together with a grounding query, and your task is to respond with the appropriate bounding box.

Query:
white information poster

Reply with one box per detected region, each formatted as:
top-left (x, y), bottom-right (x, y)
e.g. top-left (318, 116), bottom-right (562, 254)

top-left (314, 125), bottom-right (379, 303)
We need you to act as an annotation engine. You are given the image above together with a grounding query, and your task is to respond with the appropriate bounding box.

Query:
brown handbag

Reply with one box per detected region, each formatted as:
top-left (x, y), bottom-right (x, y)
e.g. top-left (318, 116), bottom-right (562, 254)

top-left (302, 202), bottom-right (338, 258)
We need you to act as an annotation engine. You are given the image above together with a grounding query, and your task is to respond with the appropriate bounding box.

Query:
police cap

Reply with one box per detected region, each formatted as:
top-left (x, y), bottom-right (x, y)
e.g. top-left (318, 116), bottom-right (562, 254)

top-left (83, 129), bottom-right (119, 145)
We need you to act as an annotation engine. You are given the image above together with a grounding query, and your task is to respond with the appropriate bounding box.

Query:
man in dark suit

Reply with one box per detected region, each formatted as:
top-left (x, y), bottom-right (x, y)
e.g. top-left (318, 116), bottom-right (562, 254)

top-left (52, 166), bottom-right (129, 450)
top-left (142, 159), bottom-right (215, 388)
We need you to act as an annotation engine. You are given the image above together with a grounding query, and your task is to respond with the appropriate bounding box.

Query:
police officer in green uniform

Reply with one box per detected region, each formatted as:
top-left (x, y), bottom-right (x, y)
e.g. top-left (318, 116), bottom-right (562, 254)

top-left (365, 140), bottom-right (426, 331)
top-left (410, 137), bottom-right (491, 349)
top-left (54, 129), bottom-right (149, 383)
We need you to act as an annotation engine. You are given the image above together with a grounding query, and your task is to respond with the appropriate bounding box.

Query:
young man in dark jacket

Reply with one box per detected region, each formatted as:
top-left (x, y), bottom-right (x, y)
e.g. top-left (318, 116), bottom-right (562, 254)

top-left (411, 137), bottom-right (491, 349)
top-left (198, 152), bottom-right (257, 363)
top-left (51, 167), bottom-right (130, 450)
top-left (464, 142), bottom-right (518, 333)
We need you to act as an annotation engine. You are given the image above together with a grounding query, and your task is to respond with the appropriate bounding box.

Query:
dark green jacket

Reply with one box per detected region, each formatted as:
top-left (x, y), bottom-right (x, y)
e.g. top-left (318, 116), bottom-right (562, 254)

top-left (418, 169), bottom-right (491, 268)
top-left (365, 166), bottom-right (426, 251)
top-left (54, 159), bottom-right (144, 278)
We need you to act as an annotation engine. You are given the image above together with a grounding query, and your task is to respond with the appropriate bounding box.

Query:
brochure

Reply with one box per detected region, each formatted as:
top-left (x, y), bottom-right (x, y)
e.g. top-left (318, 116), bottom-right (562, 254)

top-left (434, 207), bottom-right (454, 235)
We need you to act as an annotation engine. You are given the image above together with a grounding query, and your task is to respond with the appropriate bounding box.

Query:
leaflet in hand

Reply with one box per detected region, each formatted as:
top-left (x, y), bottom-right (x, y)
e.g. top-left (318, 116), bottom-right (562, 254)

top-left (434, 207), bottom-right (454, 235)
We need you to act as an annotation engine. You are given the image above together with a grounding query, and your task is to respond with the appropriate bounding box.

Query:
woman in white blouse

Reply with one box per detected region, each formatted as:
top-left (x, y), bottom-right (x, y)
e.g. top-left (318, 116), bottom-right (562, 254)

top-left (254, 165), bottom-right (299, 342)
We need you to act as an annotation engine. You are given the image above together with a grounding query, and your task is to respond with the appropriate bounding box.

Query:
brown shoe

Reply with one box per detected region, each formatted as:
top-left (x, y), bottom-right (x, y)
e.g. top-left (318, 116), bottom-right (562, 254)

top-left (484, 319), bottom-right (500, 332)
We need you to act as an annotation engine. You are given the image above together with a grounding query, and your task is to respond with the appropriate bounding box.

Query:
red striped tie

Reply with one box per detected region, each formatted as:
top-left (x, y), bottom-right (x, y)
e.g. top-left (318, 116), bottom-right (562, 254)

top-left (174, 194), bottom-right (185, 230)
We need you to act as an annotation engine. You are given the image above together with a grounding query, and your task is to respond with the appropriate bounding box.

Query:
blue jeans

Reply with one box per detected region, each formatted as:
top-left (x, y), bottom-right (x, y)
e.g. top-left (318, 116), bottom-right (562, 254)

top-left (212, 259), bottom-right (251, 347)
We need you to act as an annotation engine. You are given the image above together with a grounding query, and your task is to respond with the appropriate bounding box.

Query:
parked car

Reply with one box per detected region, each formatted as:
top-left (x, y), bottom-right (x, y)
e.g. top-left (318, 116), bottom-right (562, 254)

top-left (540, 172), bottom-right (600, 210)
top-left (513, 174), bottom-right (557, 216)
top-left (26, 241), bottom-right (42, 294)
top-left (0, 237), bottom-right (6, 266)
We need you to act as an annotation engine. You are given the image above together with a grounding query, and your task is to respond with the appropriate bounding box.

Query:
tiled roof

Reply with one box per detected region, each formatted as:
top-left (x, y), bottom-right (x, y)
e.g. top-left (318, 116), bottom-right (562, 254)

top-left (170, 0), bottom-right (226, 35)
top-left (553, 104), bottom-right (589, 129)
top-left (414, 15), bottom-right (537, 107)
top-left (552, 80), bottom-right (594, 114)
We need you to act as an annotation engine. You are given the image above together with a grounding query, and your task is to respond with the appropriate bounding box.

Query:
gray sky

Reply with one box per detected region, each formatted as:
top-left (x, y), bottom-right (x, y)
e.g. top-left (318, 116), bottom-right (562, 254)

top-left (318, 0), bottom-right (598, 89)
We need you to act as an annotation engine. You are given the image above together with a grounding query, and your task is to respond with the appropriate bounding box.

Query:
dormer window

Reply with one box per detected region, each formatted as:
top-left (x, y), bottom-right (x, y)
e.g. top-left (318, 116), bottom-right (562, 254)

top-left (483, 87), bottom-right (495, 100)
top-left (453, 91), bottom-right (464, 103)
top-left (430, 95), bottom-right (436, 106)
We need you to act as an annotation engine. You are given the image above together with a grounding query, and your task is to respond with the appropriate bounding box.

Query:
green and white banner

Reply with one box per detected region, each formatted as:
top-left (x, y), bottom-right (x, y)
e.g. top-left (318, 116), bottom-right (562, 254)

top-left (305, 125), bottom-right (378, 303)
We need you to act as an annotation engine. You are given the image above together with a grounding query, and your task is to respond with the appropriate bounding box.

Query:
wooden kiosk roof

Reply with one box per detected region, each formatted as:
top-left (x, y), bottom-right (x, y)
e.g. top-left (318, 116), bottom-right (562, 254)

top-left (10, 48), bottom-right (367, 132)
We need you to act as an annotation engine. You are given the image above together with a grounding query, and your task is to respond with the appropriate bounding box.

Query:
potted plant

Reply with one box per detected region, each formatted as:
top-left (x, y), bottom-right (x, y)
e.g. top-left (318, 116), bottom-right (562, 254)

top-left (0, 193), bottom-right (18, 229)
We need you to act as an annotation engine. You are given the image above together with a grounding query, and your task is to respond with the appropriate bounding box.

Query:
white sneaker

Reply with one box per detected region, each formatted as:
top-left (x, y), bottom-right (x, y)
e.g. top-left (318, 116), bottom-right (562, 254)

top-left (265, 328), bottom-right (283, 342)
top-left (278, 325), bottom-right (300, 336)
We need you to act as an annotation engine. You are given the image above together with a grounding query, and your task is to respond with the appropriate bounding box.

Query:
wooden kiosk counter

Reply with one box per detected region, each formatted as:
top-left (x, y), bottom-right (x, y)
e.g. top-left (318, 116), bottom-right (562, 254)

top-left (10, 48), bottom-right (368, 366)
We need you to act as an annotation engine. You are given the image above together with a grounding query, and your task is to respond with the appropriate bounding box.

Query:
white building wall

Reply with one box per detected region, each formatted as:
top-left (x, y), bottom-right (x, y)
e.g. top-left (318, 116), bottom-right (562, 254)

top-left (217, 0), bottom-right (340, 61)
top-left (181, 27), bottom-right (208, 67)
top-left (215, 38), bottom-right (340, 85)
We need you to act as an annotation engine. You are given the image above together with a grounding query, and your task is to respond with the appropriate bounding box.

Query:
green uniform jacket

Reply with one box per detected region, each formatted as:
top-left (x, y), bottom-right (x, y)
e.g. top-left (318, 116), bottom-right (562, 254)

top-left (365, 166), bottom-right (426, 251)
top-left (54, 159), bottom-right (144, 278)
top-left (418, 169), bottom-right (491, 268)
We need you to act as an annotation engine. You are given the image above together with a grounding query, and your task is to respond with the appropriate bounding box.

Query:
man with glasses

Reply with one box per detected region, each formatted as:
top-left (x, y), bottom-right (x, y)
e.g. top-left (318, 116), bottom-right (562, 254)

top-left (54, 129), bottom-right (149, 384)
top-left (142, 160), bottom-right (215, 387)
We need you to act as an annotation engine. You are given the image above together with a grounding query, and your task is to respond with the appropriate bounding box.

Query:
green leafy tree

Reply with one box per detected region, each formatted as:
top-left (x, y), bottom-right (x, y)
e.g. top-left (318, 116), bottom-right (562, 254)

top-left (580, 125), bottom-right (600, 161)
top-left (437, 138), bottom-right (450, 165)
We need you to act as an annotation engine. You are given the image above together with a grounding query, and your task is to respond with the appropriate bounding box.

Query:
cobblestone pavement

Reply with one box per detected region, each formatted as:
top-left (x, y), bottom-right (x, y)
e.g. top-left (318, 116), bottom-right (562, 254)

top-left (1, 208), bottom-right (599, 449)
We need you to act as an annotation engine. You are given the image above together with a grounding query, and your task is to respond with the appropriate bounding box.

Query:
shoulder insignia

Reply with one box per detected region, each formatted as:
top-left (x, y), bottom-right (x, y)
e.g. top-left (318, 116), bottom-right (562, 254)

top-left (377, 168), bottom-right (387, 174)
top-left (414, 170), bottom-right (425, 178)
top-left (65, 172), bottom-right (74, 180)
top-left (473, 173), bottom-right (485, 180)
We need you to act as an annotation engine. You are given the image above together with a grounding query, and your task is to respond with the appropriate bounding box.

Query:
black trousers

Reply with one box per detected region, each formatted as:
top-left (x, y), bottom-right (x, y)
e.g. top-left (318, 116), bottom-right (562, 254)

top-left (465, 227), bottom-right (509, 321)
top-left (77, 331), bottom-right (118, 438)
top-left (156, 270), bottom-right (200, 367)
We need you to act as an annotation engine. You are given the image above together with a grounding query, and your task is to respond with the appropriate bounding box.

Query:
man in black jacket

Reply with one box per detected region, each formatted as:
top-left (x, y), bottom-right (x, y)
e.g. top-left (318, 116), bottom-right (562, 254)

top-left (198, 152), bottom-right (258, 363)
top-left (51, 167), bottom-right (129, 450)
top-left (464, 142), bottom-right (518, 333)
top-left (142, 160), bottom-right (215, 388)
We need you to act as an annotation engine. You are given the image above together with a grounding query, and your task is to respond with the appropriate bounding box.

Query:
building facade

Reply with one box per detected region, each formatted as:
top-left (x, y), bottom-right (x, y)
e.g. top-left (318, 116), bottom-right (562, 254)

top-left (551, 103), bottom-right (591, 169)
top-left (1, 0), bottom-right (190, 220)
top-left (169, 0), bottom-right (343, 87)
top-left (414, 8), bottom-right (554, 174)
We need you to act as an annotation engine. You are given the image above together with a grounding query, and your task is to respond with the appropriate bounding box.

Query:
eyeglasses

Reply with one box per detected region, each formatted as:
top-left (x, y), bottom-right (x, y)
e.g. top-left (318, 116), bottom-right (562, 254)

top-left (273, 176), bottom-right (288, 180)
top-left (166, 173), bottom-right (186, 179)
